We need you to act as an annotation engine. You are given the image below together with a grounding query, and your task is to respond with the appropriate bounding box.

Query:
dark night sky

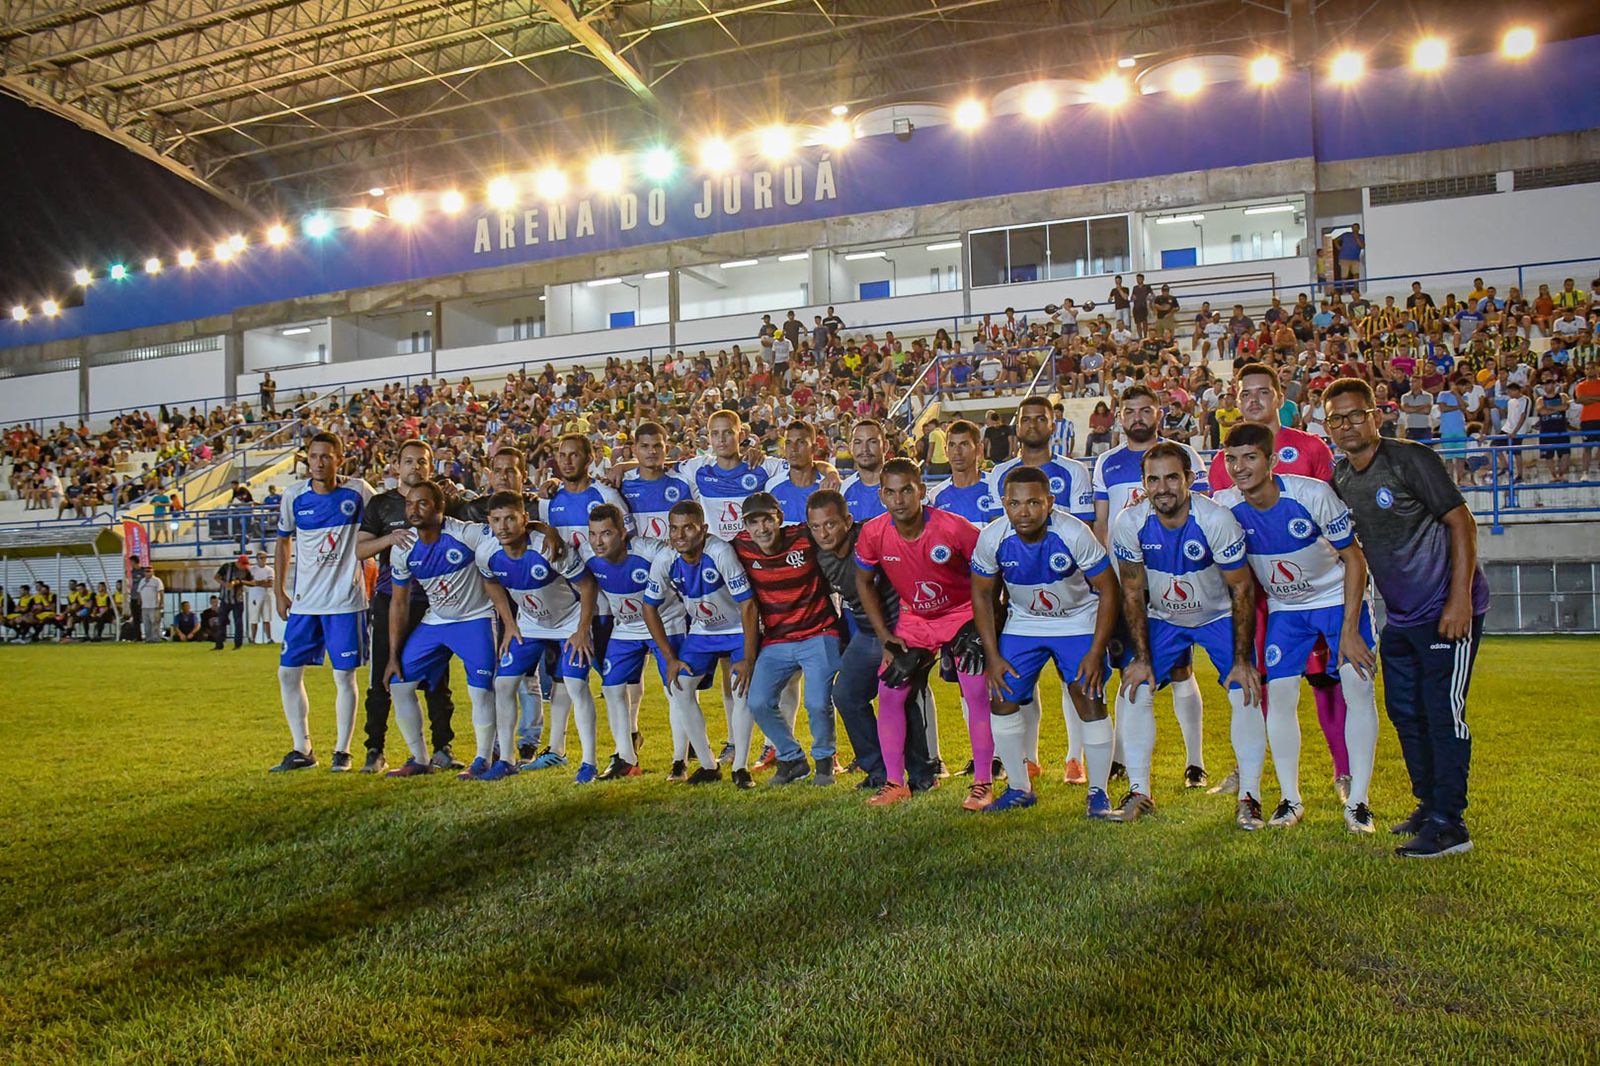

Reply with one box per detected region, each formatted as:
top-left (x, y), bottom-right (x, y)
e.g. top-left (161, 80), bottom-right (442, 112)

top-left (0, 95), bottom-right (246, 306)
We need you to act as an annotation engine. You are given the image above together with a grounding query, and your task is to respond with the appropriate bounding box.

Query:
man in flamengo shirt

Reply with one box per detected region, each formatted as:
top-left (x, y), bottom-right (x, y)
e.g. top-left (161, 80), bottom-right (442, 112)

top-left (855, 459), bottom-right (997, 810)
top-left (271, 432), bottom-right (375, 774)
top-left (642, 499), bottom-right (760, 788)
top-left (1206, 363), bottom-right (1351, 803)
top-left (477, 492), bottom-right (604, 784)
top-left (734, 492), bottom-right (843, 786)
top-left (383, 482), bottom-right (517, 779)
top-left (1092, 384), bottom-right (1210, 788)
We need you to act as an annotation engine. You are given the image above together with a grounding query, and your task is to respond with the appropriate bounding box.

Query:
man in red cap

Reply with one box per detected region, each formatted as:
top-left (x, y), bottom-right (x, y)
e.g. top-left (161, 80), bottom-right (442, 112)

top-left (212, 553), bottom-right (253, 650)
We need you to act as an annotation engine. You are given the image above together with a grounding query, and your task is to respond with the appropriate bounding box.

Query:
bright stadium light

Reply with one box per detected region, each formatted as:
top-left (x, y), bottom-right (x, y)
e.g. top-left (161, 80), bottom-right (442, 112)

top-left (266, 223), bottom-right (290, 246)
top-left (926, 241), bottom-right (962, 252)
top-left (1331, 51), bottom-right (1364, 83)
top-left (534, 166), bottom-right (568, 199)
top-left (214, 240), bottom-right (236, 262)
top-left (389, 195), bottom-right (421, 224)
top-left (440, 189), bottom-right (466, 214)
top-left (720, 259), bottom-right (758, 269)
top-left (1022, 86), bottom-right (1056, 119)
top-left (698, 137), bottom-right (734, 173)
top-left (952, 98), bottom-right (986, 130)
top-left (1155, 213), bottom-right (1205, 224)
top-left (304, 213), bottom-right (333, 239)
top-left (642, 146), bottom-right (677, 182)
top-left (1250, 55), bottom-right (1281, 85)
top-left (144, 257), bottom-right (163, 275)
top-left (587, 155), bottom-right (625, 193)
top-left (587, 277), bottom-right (622, 287)
top-left (11, 305), bottom-right (27, 321)
top-left (368, 186), bottom-right (385, 197)
top-left (843, 250), bottom-right (887, 261)
top-left (178, 249), bottom-right (198, 268)
top-left (820, 120), bottom-right (854, 149)
top-left (1172, 68), bottom-right (1204, 97)
top-left (228, 233), bottom-right (246, 253)
top-left (777, 252), bottom-right (809, 262)
top-left (830, 104), bottom-right (849, 116)
top-left (349, 207), bottom-right (375, 230)
top-left (487, 175), bottom-right (517, 209)
top-left (1117, 56), bottom-right (1136, 69)
top-left (643, 270), bottom-right (670, 279)
top-left (758, 125), bottom-right (792, 162)
top-left (1412, 37), bottom-right (1448, 71)
top-left (41, 298), bottom-right (60, 317)
top-left (1502, 27), bottom-right (1536, 59)
top-left (1092, 75), bottom-right (1130, 106)
top-left (73, 268), bottom-right (92, 286)
top-left (109, 263), bottom-right (127, 281)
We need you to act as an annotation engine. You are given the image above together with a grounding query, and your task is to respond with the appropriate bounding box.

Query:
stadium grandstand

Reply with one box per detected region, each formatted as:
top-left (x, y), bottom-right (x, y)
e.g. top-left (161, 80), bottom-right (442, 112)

top-left (4, 0), bottom-right (1600, 1059)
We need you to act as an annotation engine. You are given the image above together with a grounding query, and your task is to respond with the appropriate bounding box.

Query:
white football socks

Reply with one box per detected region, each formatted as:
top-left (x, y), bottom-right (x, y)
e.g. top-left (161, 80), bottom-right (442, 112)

top-left (990, 711), bottom-right (1031, 794)
top-left (1339, 662), bottom-right (1379, 807)
top-left (494, 675), bottom-right (522, 766)
top-left (1229, 685), bottom-right (1267, 801)
top-left (668, 675), bottom-right (716, 769)
top-left (603, 683), bottom-right (637, 763)
top-left (1117, 687), bottom-right (1157, 798)
top-left (390, 680), bottom-right (430, 763)
top-left (545, 683), bottom-right (573, 757)
top-left (728, 676), bottom-right (754, 771)
top-left (1171, 674), bottom-right (1205, 771)
top-left (1080, 712), bottom-right (1114, 794)
top-left (1265, 676), bottom-right (1304, 806)
top-left (566, 676), bottom-right (598, 768)
top-left (1062, 687), bottom-right (1083, 763)
top-left (469, 684), bottom-right (496, 763)
top-left (277, 665), bottom-right (310, 754)
top-left (1022, 697), bottom-right (1042, 765)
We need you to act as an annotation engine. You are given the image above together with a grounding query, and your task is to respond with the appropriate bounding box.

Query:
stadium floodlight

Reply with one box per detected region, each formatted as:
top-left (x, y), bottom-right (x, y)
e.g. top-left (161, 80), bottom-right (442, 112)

top-left (1172, 69), bottom-right (1204, 97)
top-left (1412, 37), bottom-right (1448, 72)
top-left (698, 137), bottom-right (735, 173)
top-left (349, 208), bottom-right (374, 230)
top-left (10, 305), bottom-right (27, 321)
top-left (534, 166), bottom-right (569, 199)
top-left (1117, 56), bottom-right (1136, 69)
top-left (1502, 27), bottom-right (1535, 59)
top-left (73, 268), bottom-right (92, 286)
top-left (266, 224), bottom-right (290, 246)
top-left (368, 186), bottom-right (385, 197)
top-left (214, 240), bottom-right (235, 262)
top-left (440, 189), bottom-right (466, 214)
top-left (1093, 75), bottom-right (1130, 106)
top-left (178, 249), bottom-right (198, 268)
top-left (830, 104), bottom-right (849, 116)
top-left (587, 155), bottom-right (625, 194)
top-left (41, 299), bottom-right (60, 316)
top-left (487, 176), bottom-right (517, 209)
top-left (228, 233), bottom-right (246, 253)
top-left (304, 214), bottom-right (333, 239)
top-left (1331, 51), bottom-right (1363, 83)
top-left (952, 98), bottom-right (986, 130)
top-left (144, 257), bottom-right (163, 275)
top-left (389, 196), bottom-right (421, 224)
top-left (820, 120), bottom-right (854, 149)
top-left (1022, 86), bottom-right (1056, 119)
top-left (1250, 55), bottom-right (1281, 85)
top-left (642, 146), bottom-right (677, 181)
top-left (109, 264), bottom-right (127, 281)
top-left (758, 125), bottom-right (792, 162)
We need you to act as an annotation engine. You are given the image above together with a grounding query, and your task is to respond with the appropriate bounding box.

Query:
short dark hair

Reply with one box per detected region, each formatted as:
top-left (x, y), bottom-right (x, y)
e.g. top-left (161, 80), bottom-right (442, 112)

top-left (1001, 465), bottom-right (1051, 493)
top-left (412, 480), bottom-right (445, 507)
top-left (398, 438), bottom-right (432, 459)
top-left (1235, 363), bottom-right (1281, 393)
top-left (308, 431), bottom-right (342, 452)
top-left (945, 418), bottom-right (981, 443)
top-left (489, 446), bottom-right (524, 471)
top-left (669, 500), bottom-right (705, 521)
top-left (852, 418), bottom-right (884, 436)
top-left (1324, 377), bottom-right (1375, 407)
top-left (588, 502), bottom-right (626, 530)
top-left (806, 489), bottom-right (848, 518)
top-left (634, 420), bottom-right (666, 441)
top-left (881, 457), bottom-right (921, 483)
top-left (785, 420), bottom-right (816, 439)
top-left (486, 490), bottom-right (525, 513)
top-left (557, 432), bottom-right (592, 460)
top-left (1224, 422), bottom-right (1275, 457)
top-left (1017, 395), bottom-right (1053, 416)
top-left (1121, 385), bottom-right (1159, 406)
top-left (1141, 441), bottom-right (1193, 476)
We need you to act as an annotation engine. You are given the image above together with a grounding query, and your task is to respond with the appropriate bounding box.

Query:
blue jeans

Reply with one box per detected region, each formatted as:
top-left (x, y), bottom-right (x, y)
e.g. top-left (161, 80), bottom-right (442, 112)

top-left (831, 626), bottom-right (888, 782)
top-left (748, 634), bottom-right (842, 762)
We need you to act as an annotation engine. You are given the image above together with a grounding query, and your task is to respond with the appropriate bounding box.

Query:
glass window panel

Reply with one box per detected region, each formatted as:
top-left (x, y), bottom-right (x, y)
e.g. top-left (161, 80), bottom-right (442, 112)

top-left (969, 231), bottom-right (1008, 288)
top-left (1047, 221), bottom-right (1089, 280)
top-left (1007, 226), bottom-right (1046, 284)
top-left (1088, 216), bottom-right (1130, 275)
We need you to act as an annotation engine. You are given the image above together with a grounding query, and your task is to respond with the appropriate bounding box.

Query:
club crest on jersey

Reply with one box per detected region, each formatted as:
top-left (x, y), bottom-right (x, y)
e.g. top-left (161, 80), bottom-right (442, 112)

top-left (1183, 540), bottom-right (1207, 561)
top-left (929, 544), bottom-right (952, 564)
top-left (663, 485), bottom-right (682, 502)
top-left (785, 550), bottom-right (806, 568)
top-left (740, 473), bottom-right (760, 490)
top-left (445, 548), bottom-right (465, 565)
top-left (602, 658), bottom-right (612, 674)
top-left (1375, 487), bottom-right (1394, 509)
top-left (1049, 551), bottom-right (1072, 573)
top-left (631, 567), bottom-right (650, 584)
top-left (531, 563), bottom-right (549, 581)
top-left (1287, 518), bottom-right (1314, 539)
top-left (1049, 476), bottom-right (1066, 495)
top-left (586, 499), bottom-right (601, 513)
top-left (339, 498), bottom-right (358, 516)
top-left (1277, 445), bottom-right (1299, 464)
top-left (700, 566), bottom-right (721, 585)
top-left (1264, 644), bottom-right (1282, 667)
top-left (977, 494), bottom-right (996, 512)
top-left (500, 651), bottom-right (514, 668)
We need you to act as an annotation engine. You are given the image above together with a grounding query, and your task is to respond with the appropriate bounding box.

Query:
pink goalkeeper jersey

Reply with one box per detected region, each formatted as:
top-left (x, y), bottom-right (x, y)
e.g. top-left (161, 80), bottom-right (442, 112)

top-left (854, 506), bottom-right (980, 649)
top-left (1208, 424), bottom-right (1334, 490)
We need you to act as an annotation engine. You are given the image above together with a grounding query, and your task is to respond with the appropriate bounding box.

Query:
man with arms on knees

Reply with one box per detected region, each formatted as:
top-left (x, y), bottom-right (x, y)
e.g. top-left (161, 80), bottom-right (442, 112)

top-left (971, 467), bottom-right (1121, 815)
top-left (1327, 378), bottom-right (1489, 857)
top-left (271, 432), bottom-right (375, 773)
top-left (1114, 444), bottom-right (1264, 827)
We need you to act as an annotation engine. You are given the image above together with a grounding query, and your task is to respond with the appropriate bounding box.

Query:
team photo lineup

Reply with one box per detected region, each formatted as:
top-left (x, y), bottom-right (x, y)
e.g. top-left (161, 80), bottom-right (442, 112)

top-left (262, 372), bottom-right (1481, 858)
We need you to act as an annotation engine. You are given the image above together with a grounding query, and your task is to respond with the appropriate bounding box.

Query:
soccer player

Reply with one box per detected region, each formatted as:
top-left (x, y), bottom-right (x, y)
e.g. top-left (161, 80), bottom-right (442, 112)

top-left (925, 419), bottom-right (1002, 527)
top-left (618, 421), bottom-right (694, 541)
top-left (855, 459), bottom-right (996, 809)
top-left (1214, 423), bottom-right (1381, 833)
top-left (735, 492), bottom-right (843, 785)
top-left (1326, 378), bottom-right (1490, 857)
top-left (478, 492), bottom-right (605, 782)
top-left (1208, 363), bottom-right (1349, 801)
top-left (766, 420), bottom-right (828, 526)
top-left (383, 481), bottom-right (515, 779)
top-left (1112, 444), bottom-right (1264, 827)
top-left (677, 409), bottom-right (789, 542)
top-left (642, 500), bottom-right (759, 787)
top-left (356, 439), bottom-right (458, 775)
top-left (1093, 385), bottom-right (1210, 787)
top-left (270, 432), bottom-right (375, 774)
top-left (584, 503), bottom-right (688, 780)
top-left (544, 433), bottom-right (632, 551)
top-left (840, 419), bottom-right (889, 522)
top-left (971, 467), bottom-right (1121, 815)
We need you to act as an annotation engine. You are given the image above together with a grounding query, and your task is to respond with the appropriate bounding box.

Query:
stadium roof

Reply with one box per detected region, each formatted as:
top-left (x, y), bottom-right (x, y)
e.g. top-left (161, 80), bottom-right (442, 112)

top-left (7, 0), bottom-right (1585, 218)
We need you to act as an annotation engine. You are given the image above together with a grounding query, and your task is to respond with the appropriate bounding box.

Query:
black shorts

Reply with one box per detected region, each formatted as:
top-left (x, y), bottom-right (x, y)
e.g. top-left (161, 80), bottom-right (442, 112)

top-left (1538, 424), bottom-right (1571, 458)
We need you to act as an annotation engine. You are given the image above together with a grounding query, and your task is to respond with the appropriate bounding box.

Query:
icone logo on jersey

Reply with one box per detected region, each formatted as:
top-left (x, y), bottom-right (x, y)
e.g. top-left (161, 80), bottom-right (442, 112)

top-left (1287, 518), bottom-right (1314, 540)
top-left (1277, 445), bottom-right (1299, 464)
top-left (1048, 551), bottom-right (1072, 573)
top-left (1375, 487), bottom-right (1395, 510)
top-left (1183, 540), bottom-right (1207, 561)
top-left (1029, 588), bottom-right (1063, 613)
top-left (929, 544), bottom-right (952, 564)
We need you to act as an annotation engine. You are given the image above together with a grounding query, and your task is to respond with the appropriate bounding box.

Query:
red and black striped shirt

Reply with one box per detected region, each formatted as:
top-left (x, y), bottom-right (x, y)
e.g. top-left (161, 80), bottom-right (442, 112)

top-left (731, 527), bottom-right (839, 644)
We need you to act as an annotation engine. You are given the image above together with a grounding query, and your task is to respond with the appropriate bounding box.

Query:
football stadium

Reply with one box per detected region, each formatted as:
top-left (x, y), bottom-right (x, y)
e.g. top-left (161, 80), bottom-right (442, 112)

top-left (3, 0), bottom-right (1599, 1059)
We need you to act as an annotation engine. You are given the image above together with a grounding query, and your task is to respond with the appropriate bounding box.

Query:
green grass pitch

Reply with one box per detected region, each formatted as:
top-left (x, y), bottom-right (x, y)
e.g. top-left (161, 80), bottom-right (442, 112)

top-left (2, 637), bottom-right (1597, 1063)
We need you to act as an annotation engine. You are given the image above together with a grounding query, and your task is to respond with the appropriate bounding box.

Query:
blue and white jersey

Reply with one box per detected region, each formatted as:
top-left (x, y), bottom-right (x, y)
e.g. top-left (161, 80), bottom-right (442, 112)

top-left (840, 472), bottom-right (887, 522)
top-left (1110, 494), bottom-right (1247, 627)
top-left (970, 511), bottom-right (1110, 636)
top-left (925, 477), bottom-right (1003, 527)
top-left (1213, 475), bottom-right (1355, 613)
top-left (391, 517), bottom-right (495, 625)
top-left (766, 466), bottom-right (824, 526)
top-left (678, 454), bottom-right (789, 540)
top-left (619, 469), bottom-right (694, 541)
top-left (1093, 441), bottom-right (1209, 523)
top-left (540, 481), bottom-right (631, 556)
top-left (276, 477), bottom-right (375, 615)
top-left (645, 536), bottom-right (752, 636)
top-left (988, 453), bottom-right (1095, 524)
top-left (587, 537), bottom-right (687, 640)
top-left (476, 530), bottom-right (588, 639)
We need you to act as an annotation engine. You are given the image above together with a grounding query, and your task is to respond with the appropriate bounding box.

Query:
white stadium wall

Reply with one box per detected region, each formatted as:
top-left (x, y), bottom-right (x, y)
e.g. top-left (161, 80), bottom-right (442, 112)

top-left (90, 348), bottom-right (228, 416)
top-left (5, 369), bottom-right (79, 425)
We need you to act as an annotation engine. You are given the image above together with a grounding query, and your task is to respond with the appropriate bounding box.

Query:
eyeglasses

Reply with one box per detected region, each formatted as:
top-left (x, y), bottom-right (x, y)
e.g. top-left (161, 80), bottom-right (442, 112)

top-left (1324, 408), bottom-right (1375, 430)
